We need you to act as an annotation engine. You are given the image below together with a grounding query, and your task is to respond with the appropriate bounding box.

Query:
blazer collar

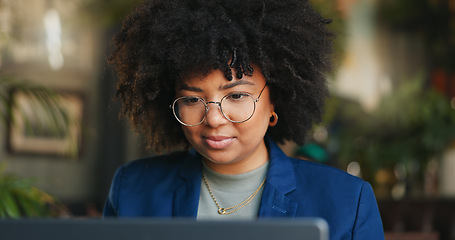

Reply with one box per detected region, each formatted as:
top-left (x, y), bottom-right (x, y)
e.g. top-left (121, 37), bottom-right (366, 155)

top-left (265, 137), bottom-right (297, 194)
top-left (258, 137), bottom-right (298, 217)
top-left (179, 149), bottom-right (202, 180)
top-left (173, 150), bottom-right (202, 217)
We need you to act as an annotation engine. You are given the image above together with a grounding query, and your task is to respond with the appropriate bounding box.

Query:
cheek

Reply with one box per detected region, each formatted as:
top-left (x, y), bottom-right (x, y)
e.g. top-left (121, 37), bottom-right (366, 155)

top-left (258, 100), bottom-right (274, 123)
top-left (181, 126), bottom-right (199, 144)
top-left (241, 106), bottom-right (271, 133)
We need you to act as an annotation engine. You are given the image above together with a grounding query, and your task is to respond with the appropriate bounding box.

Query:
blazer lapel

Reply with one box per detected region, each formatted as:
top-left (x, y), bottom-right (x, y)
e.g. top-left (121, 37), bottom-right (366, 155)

top-left (173, 150), bottom-right (202, 218)
top-left (258, 184), bottom-right (298, 217)
top-left (258, 139), bottom-right (298, 218)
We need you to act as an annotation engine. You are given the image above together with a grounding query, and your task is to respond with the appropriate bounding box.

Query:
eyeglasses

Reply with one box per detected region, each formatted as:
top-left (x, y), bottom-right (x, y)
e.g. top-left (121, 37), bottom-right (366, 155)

top-left (170, 85), bottom-right (267, 126)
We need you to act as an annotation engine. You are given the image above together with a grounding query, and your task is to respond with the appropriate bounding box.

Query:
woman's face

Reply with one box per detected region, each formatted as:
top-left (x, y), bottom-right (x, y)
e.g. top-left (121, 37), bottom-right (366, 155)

top-left (175, 68), bottom-right (274, 174)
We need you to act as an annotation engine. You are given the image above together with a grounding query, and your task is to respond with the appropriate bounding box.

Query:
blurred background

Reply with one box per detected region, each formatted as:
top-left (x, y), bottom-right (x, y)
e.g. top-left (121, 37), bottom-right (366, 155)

top-left (1, 0), bottom-right (455, 239)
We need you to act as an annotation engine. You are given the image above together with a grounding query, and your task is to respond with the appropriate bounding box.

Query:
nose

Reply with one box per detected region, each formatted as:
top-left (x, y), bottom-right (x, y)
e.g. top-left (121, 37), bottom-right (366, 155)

top-left (204, 102), bottom-right (229, 127)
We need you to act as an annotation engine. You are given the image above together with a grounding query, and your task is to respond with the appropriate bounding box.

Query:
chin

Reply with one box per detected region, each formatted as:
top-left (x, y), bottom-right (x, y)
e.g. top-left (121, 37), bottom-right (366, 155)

top-left (201, 150), bottom-right (240, 165)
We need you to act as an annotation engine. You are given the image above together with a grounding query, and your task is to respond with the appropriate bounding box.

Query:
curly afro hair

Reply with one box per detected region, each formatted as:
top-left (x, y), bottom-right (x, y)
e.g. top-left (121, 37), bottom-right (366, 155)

top-left (109, 0), bottom-right (333, 151)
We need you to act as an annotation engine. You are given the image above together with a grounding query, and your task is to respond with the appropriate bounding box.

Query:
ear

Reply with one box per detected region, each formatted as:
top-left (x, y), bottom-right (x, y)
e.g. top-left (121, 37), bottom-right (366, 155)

top-left (268, 97), bottom-right (277, 127)
top-left (269, 100), bottom-right (275, 114)
top-left (269, 105), bottom-right (275, 118)
top-left (269, 111), bottom-right (278, 127)
top-left (268, 93), bottom-right (275, 120)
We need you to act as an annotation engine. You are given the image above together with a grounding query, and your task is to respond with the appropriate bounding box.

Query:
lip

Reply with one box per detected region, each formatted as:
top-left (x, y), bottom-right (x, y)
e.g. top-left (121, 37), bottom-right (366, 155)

top-left (203, 136), bottom-right (235, 149)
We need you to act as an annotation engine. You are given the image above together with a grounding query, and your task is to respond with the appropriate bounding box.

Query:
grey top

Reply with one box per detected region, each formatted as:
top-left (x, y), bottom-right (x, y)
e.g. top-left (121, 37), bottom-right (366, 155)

top-left (197, 161), bottom-right (269, 220)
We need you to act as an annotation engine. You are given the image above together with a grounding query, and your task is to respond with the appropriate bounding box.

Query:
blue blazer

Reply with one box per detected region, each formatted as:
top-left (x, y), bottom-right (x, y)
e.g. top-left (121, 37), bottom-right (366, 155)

top-left (104, 139), bottom-right (384, 240)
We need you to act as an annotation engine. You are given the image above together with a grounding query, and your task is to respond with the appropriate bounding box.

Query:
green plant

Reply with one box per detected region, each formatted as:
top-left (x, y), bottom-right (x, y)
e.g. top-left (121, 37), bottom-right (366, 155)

top-left (327, 75), bottom-right (455, 195)
top-left (0, 165), bottom-right (55, 218)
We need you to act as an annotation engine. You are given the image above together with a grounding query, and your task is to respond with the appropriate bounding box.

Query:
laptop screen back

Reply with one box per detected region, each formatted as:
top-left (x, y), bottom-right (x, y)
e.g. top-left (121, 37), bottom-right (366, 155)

top-left (0, 218), bottom-right (329, 240)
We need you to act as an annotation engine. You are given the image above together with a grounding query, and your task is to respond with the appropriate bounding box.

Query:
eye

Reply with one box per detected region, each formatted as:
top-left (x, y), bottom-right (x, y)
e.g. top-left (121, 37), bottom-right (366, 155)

top-left (226, 92), bottom-right (250, 101)
top-left (181, 96), bottom-right (202, 105)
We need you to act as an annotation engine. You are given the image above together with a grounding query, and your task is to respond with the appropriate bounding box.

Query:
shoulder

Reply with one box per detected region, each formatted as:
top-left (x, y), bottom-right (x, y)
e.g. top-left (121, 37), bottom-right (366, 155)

top-left (290, 158), bottom-right (364, 185)
top-left (288, 157), bottom-right (371, 201)
top-left (286, 158), bottom-right (384, 239)
top-left (266, 140), bottom-right (383, 238)
top-left (267, 137), bottom-right (367, 195)
top-left (105, 150), bottom-right (201, 217)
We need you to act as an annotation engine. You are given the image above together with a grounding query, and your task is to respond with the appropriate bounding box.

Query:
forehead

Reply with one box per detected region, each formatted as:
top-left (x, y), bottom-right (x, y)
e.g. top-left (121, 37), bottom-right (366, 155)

top-left (177, 79), bottom-right (256, 92)
top-left (177, 67), bottom-right (265, 90)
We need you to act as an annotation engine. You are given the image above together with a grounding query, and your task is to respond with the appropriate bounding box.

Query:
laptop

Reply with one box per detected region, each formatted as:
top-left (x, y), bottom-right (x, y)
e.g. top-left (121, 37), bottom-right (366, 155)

top-left (0, 218), bottom-right (329, 240)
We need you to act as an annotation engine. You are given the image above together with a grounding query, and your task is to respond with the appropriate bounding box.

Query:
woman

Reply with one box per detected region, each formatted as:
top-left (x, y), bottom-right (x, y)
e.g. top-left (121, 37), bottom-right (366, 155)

top-left (103, 0), bottom-right (384, 239)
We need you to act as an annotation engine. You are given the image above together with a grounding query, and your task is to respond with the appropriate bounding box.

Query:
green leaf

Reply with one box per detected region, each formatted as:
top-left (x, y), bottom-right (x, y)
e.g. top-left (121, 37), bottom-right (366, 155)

top-left (0, 188), bottom-right (21, 218)
top-left (0, 204), bottom-right (7, 217)
top-left (0, 165), bottom-right (54, 217)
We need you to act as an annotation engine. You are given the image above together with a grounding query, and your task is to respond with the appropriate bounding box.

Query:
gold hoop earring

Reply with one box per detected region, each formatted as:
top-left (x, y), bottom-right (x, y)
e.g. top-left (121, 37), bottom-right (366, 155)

top-left (269, 112), bottom-right (278, 126)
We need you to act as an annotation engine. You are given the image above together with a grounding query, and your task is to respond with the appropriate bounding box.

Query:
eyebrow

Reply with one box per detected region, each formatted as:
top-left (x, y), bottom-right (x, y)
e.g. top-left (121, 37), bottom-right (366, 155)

top-left (219, 80), bottom-right (255, 90)
top-left (177, 80), bottom-right (255, 92)
top-left (177, 83), bottom-right (203, 92)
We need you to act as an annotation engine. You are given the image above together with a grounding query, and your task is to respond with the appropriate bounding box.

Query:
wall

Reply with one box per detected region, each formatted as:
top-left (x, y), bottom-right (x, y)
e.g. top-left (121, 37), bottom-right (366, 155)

top-left (0, 0), bottom-right (107, 205)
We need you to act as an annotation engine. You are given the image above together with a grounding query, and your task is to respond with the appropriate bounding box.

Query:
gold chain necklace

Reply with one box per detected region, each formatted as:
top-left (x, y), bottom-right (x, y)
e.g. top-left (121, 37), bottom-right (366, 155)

top-left (202, 172), bottom-right (266, 215)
